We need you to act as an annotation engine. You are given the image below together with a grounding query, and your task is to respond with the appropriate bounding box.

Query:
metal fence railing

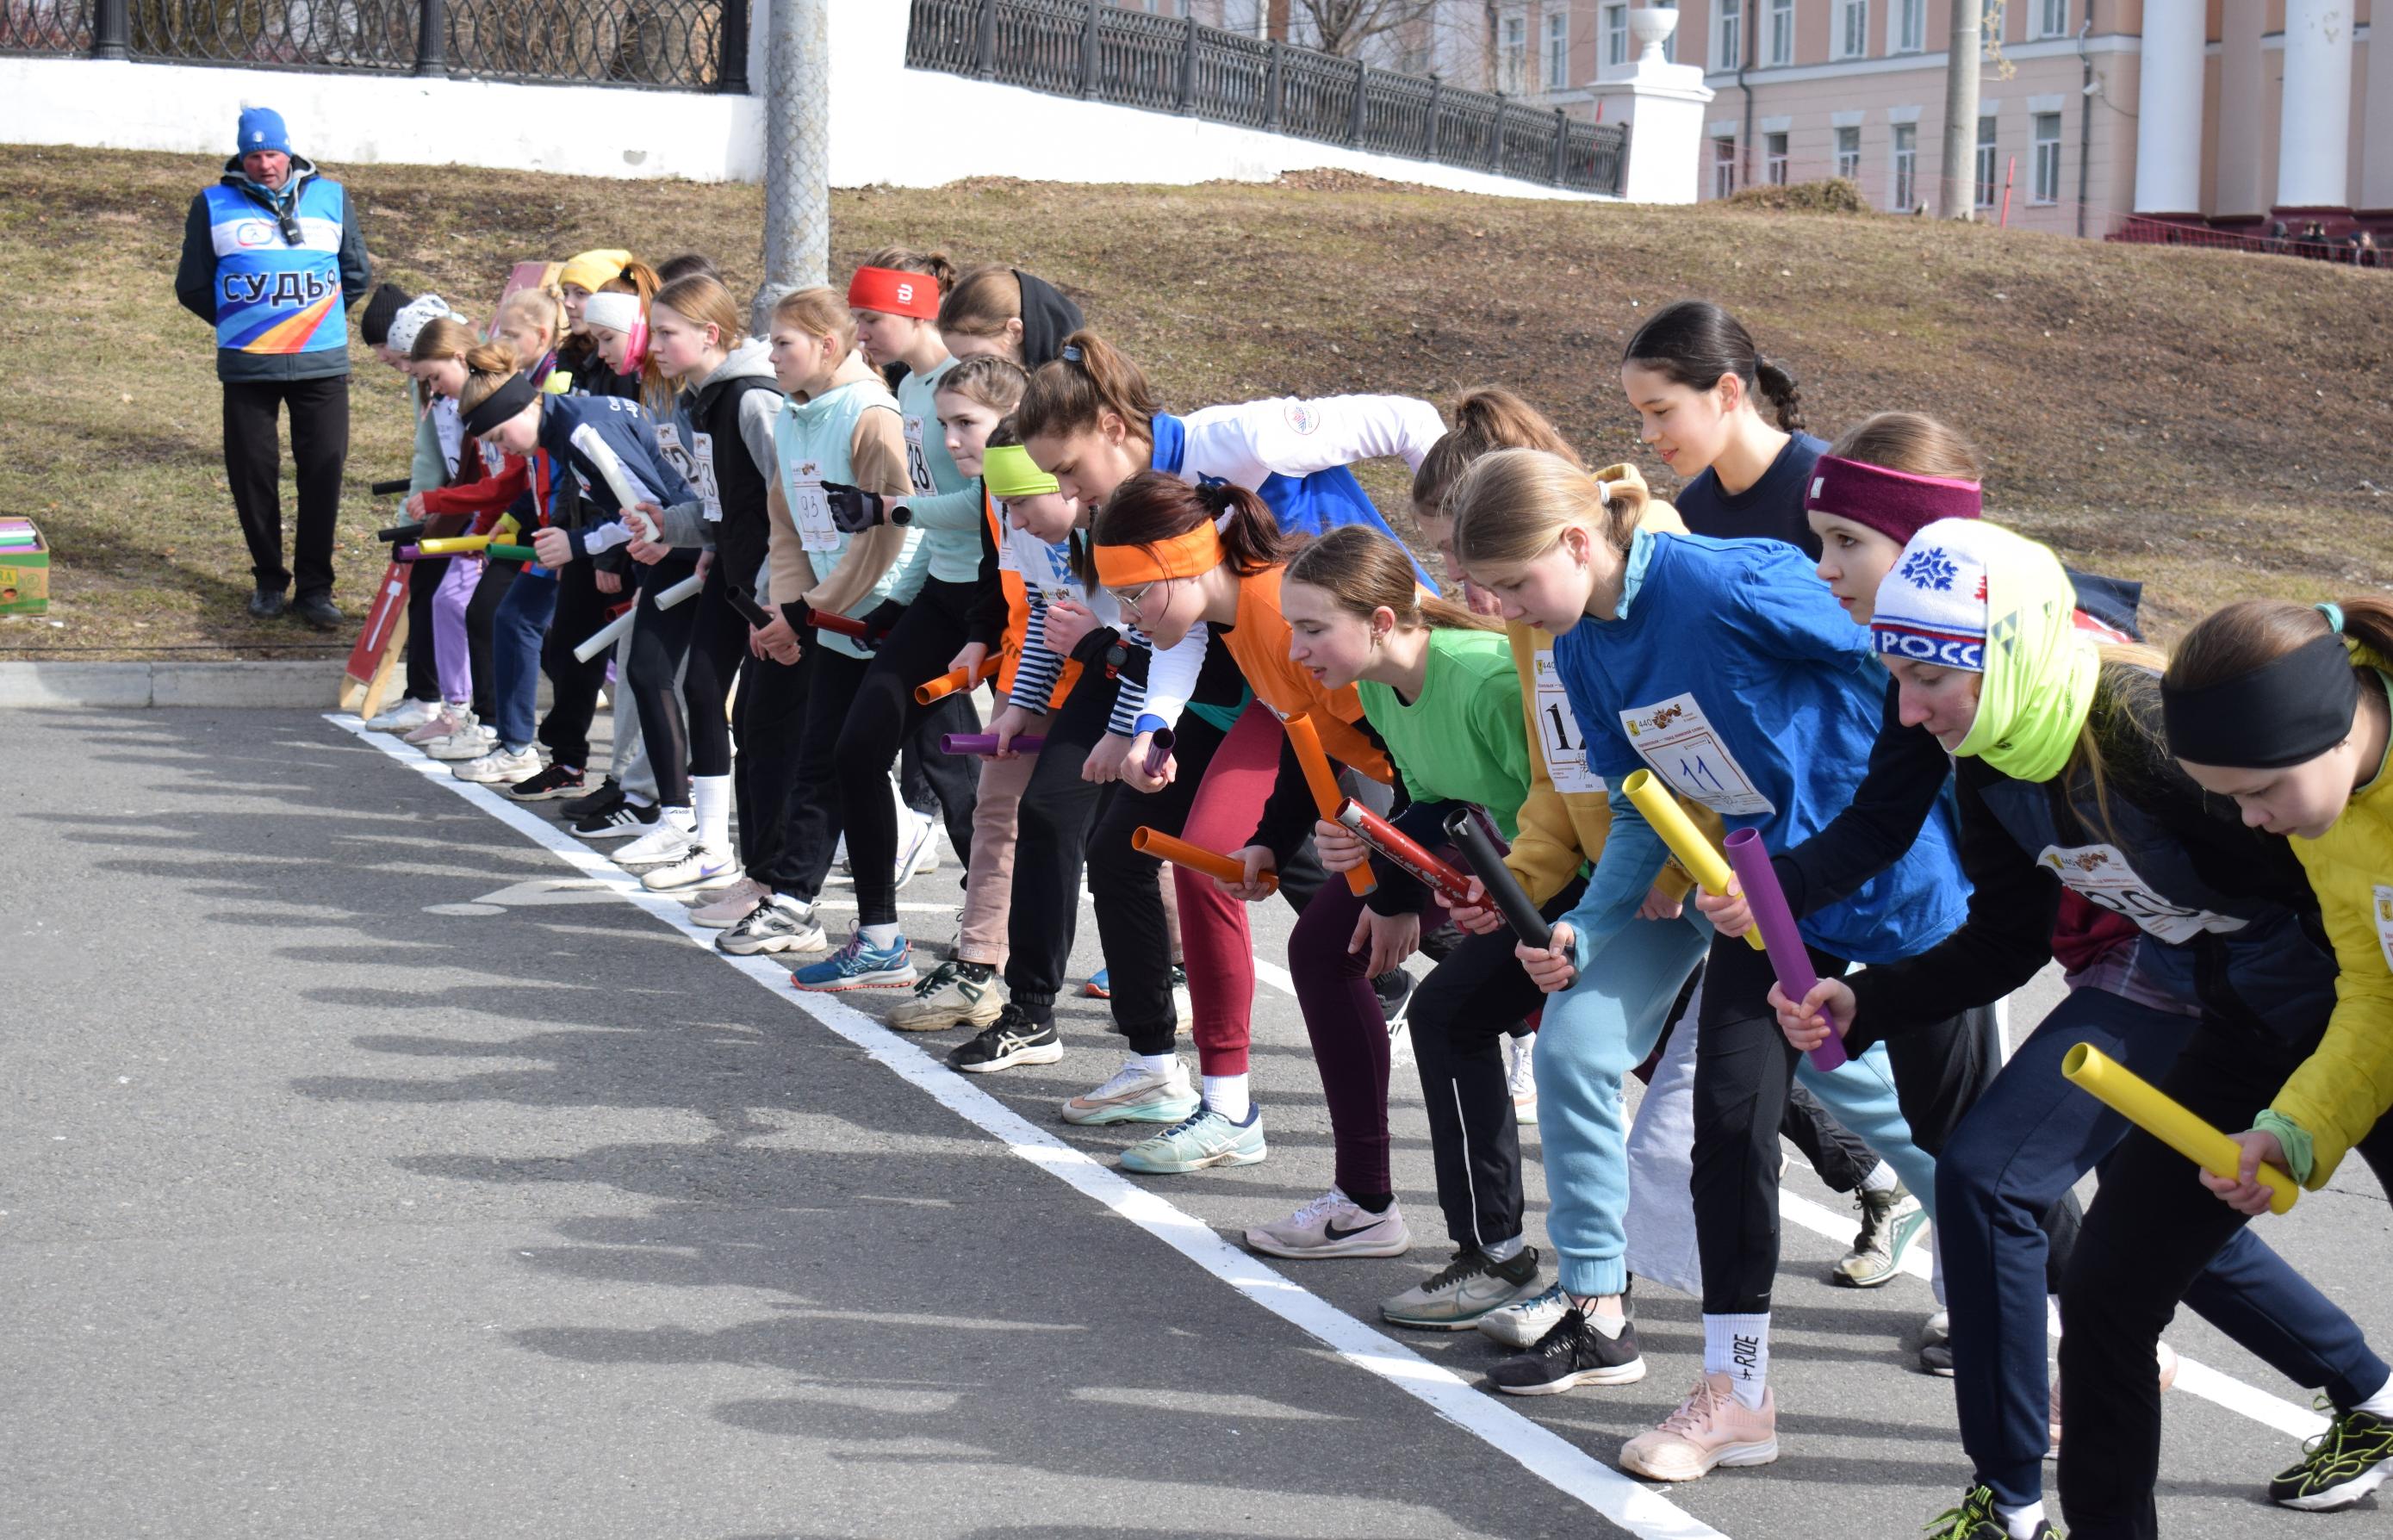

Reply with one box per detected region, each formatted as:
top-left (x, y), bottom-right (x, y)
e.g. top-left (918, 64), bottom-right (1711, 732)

top-left (906, 0), bottom-right (1629, 197)
top-left (4, 0), bottom-right (747, 90)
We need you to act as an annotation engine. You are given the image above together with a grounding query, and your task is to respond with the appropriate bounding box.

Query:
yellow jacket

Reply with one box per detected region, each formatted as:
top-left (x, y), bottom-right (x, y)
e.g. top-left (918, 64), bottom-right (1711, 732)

top-left (2267, 648), bottom-right (2393, 1187)
top-left (1500, 464), bottom-right (1720, 906)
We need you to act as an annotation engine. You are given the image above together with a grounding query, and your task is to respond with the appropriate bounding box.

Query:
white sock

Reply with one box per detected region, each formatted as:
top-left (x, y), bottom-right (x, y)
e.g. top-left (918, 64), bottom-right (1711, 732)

top-left (1203, 1072), bottom-right (1252, 1122)
top-left (2354, 1370), bottom-right (2393, 1417)
top-left (1483, 1233), bottom-right (1526, 1264)
top-left (1583, 1301), bottom-right (1628, 1338)
top-left (691, 773), bottom-right (732, 853)
top-left (1995, 1500), bottom-right (2046, 1540)
top-left (625, 791), bottom-right (656, 810)
top-left (861, 922), bottom-right (901, 950)
top-left (1138, 1053), bottom-right (1177, 1077)
top-left (663, 804), bottom-right (693, 830)
top-left (1859, 1160), bottom-right (1899, 1195)
top-left (1931, 1234), bottom-right (1948, 1308)
top-left (1703, 1313), bottom-right (1771, 1410)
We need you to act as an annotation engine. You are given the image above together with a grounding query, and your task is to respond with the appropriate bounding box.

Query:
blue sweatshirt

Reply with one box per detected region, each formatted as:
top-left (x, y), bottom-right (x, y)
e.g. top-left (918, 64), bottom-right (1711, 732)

top-left (537, 394), bottom-right (697, 559)
top-left (1672, 431), bottom-right (1830, 559)
top-left (1554, 528), bottom-right (1969, 966)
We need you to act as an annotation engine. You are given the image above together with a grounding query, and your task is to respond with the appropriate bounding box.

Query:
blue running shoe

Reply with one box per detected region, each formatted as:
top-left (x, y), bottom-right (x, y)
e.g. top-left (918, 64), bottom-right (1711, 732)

top-left (1118, 1102), bottom-right (1266, 1174)
top-left (792, 927), bottom-right (916, 991)
top-left (1081, 967), bottom-right (1111, 998)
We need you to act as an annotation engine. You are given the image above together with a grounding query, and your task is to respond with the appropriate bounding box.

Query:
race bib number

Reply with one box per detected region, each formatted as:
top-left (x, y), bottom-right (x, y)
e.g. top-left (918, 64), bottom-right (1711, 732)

top-left (2373, 885), bottom-right (2393, 972)
top-left (903, 413), bottom-right (934, 495)
top-left (2035, 842), bottom-right (2249, 945)
top-left (686, 428), bottom-right (723, 523)
top-left (788, 460), bottom-right (837, 553)
top-left (1619, 692), bottom-right (1775, 817)
top-left (1532, 649), bottom-right (1603, 795)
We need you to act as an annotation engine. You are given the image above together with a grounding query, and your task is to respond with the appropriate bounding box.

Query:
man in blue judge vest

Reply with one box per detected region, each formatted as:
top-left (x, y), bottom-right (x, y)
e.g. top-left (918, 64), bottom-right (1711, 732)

top-left (175, 105), bottom-right (374, 629)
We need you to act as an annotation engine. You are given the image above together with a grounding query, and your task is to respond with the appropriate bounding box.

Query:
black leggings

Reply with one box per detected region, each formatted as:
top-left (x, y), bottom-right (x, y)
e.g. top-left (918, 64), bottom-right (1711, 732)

top-left (835, 577), bottom-right (980, 926)
top-left (761, 646), bottom-right (872, 903)
top-left (680, 563), bottom-right (748, 780)
top-left (624, 554), bottom-right (703, 807)
top-left (463, 557), bottom-right (521, 724)
top-left (733, 642), bottom-right (812, 872)
top-left (1004, 672), bottom-right (1123, 1023)
top-left (401, 551), bottom-right (451, 703)
top-left (539, 558), bottom-right (616, 773)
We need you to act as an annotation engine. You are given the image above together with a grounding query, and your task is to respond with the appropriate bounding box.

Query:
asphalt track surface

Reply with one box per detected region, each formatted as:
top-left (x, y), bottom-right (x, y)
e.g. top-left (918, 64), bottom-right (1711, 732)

top-left (4, 706), bottom-right (2388, 1540)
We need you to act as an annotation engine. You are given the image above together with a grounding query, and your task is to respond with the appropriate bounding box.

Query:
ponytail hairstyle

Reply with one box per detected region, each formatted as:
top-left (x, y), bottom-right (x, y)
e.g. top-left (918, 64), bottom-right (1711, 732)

top-left (651, 273), bottom-right (749, 382)
top-left (496, 283), bottom-right (569, 362)
top-left (2166, 597), bottom-right (2393, 771)
top-left (456, 338), bottom-right (529, 419)
top-left (1285, 525), bottom-right (1502, 635)
top-left (1413, 388), bottom-right (1583, 515)
top-left (1623, 300), bottom-right (1806, 434)
top-left (938, 264), bottom-right (1024, 349)
top-left (860, 245), bottom-right (960, 295)
top-left (1449, 448), bottom-right (1640, 569)
top-left (1094, 471), bottom-right (1289, 580)
top-left (935, 353), bottom-right (1029, 416)
top-left (1827, 411), bottom-right (1982, 480)
top-left (407, 315), bottom-right (477, 367)
top-left (770, 284), bottom-right (859, 360)
top-left (1015, 329), bottom-right (1160, 446)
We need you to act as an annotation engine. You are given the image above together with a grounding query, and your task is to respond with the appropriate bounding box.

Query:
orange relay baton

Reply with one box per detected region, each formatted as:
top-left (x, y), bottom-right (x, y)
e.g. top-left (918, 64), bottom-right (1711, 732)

top-left (1283, 712), bottom-right (1374, 897)
top-left (1132, 827), bottom-right (1280, 897)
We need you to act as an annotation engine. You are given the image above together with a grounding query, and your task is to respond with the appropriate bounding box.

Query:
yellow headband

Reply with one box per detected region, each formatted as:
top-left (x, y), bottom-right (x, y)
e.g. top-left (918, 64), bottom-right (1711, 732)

top-left (1093, 524), bottom-right (1224, 587)
top-left (982, 444), bottom-right (1058, 501)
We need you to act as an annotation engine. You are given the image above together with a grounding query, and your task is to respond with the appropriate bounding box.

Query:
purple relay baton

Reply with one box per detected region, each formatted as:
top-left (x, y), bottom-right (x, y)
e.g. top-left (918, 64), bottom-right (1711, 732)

top-left (1723, 827), bottom-right (1848, 1071)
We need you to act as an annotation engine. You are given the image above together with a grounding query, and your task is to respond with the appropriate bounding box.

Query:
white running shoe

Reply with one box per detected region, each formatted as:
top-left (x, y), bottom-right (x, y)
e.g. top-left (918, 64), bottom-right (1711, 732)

top-left (1244, 1188), bottom-right (1413, 1260)
top-left (454, 745), bottom-right (541, 784)
top-left (1507, 1034), bottom-right (1538, 1126)
top-left (366, 698), bottom-right (440, 733)
top-left (424, 722), bottom-right (499, 761)
top-left (643, 846), bottom-right (742, 892)
top-left (1060, 1056), bottom-right (1202, 1126)
top-left (613, 814), bottom-right (697, 869)
top-left (688, 877), bottom-right (768, 928)
top-left (894, 807), bottom-right (939, 888)
top-left (1478, 1281), bottom-right (1571, 1349)
top-left (404, 706), bottom-right (470, 746)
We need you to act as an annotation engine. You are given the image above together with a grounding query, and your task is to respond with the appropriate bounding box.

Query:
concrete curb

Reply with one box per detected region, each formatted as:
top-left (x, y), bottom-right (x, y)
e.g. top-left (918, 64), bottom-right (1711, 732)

top-left (0, 661), bottom-right (349, 708)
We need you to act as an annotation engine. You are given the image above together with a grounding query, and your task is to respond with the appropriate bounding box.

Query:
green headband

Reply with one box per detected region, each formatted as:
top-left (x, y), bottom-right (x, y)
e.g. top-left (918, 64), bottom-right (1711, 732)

top-left (983, 444), bottom-right (1059, 501)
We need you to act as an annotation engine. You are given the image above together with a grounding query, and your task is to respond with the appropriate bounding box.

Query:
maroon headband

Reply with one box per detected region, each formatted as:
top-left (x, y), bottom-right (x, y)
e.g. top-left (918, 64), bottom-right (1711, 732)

top-left (1804, 455), bottom-right (1982, 545)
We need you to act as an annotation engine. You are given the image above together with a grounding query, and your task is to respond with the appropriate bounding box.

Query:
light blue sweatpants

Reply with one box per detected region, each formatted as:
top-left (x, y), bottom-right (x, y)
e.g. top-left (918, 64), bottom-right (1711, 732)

top-left (1538, 910), bottom-right (1934, 1299)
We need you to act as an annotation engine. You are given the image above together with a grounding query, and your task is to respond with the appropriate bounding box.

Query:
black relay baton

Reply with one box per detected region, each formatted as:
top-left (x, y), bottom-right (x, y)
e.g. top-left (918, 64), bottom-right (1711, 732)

top-left (1443, 806), bottom-right (1551, 949)
top-left (370, 477), bottom-right (411, 496)
top-left (376, 520), bottom-right (429, 544)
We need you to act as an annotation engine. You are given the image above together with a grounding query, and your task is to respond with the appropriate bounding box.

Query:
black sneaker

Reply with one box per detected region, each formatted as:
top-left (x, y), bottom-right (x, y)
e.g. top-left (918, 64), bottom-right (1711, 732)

top-left (507, 763), bottom-right (587, 802)
top-left (575, 799), bottom-right (659, 839)
top-left (1487, 1306), bottom-right (1646, 1395)
top-left (563, 776), bottom-right (625, 821)
top-left (1924, 1486), bottom-right (2058, 1539)
top-left (247, 586), bottom-right (287, 619)
top-left (946, 1004), bottom-right (1062, 1074)
top-left (293, 593), bottom-right (344, 631)
top-left (1373, 967), bottom-right (1415, 1031)
top-left (2270, 1406), bottom-right (2393, 1511)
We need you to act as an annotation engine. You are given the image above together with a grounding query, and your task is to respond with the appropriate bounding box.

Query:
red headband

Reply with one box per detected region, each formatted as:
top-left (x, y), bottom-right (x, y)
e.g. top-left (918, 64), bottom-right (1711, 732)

top-left (847, 266), bottom-right (942, 320)
top-left (1803, 455), bottom-right (1982, 545)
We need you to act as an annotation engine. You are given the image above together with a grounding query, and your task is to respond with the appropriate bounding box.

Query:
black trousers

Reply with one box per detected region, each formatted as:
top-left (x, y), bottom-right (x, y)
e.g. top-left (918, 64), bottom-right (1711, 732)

top-left (1004, 672), bottom-right (1124, 1024)
top-left (2058, 1028), bottom-right (2393, 1539)
top-left (222, 374), bottom-right (348, 599)
top-left (733, 643), bottom-right (814, 875)
top-left (538, 559), bottom-right (617, 773)
top-left (835, 579), bottom-right (982, 926)
top-left (681, 562), bottom-right (747, 781)
top-left (624, 555), bottom-right (702, 808)
top-left (761, 646), bottom-right (873, 903)
top-left (463, 558), bottom-right (521, 724)
top-left (401, 552), bottom-right (451, 702)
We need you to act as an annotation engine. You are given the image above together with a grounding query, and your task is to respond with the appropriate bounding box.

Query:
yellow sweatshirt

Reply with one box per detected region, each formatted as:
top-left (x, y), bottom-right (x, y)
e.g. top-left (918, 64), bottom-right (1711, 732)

top-left (1500, 464), bottom-right (1720, 906)
top-left (2265, 649), bottom-right (2393, 1187)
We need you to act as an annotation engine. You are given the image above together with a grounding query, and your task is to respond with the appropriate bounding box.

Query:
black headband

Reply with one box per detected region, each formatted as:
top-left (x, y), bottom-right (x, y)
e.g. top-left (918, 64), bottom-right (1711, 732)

top-left (461, 371), bottom-right (540, 438)
top-left (2161, 631), bottom-right (2359, 769)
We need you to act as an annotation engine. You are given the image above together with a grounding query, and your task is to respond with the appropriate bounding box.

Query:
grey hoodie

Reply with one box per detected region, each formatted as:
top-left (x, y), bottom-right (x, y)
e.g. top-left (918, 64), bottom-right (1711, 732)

top-left (656, 338), bottom-right (785, 596)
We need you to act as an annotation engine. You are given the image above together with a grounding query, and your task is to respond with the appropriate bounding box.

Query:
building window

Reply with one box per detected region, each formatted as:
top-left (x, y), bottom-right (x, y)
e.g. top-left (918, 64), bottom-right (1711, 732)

top-left (1604, 3), bottom-right (1629, 65)
top-left (1712, 136), bottom-right (1739, 198)
top-left (1836, 0), bottom-right (1868, 59)
top-left (1715, 0), bottom-right (1743, 70)
top-left (1500, 13), bottom-right (1527, 93)
top-left (1545, 9), bottom-right (1569, 88)
top-left (1766, 131), bottom-right (1789, 184)
top-left (1975, 115), bottom-right (1998, 208)
top-left (1768, 0), bottom-right (1794, 65)
top-left (1895, 0), bottom-right (1923, 51)
top-left (2032, 111), bottom-right (2062, 203)
top-left (1891, 121), bottom-right (1917, 210)
top-left (2036, 0), bottom-right (2070, 37)
top-left (1837, 124), bottom-right (1862, 180)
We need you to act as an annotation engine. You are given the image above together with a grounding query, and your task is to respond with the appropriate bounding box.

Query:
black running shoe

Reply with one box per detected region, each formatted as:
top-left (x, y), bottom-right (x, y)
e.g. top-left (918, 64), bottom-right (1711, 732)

top-left (1487, 1306), bottom-right (1646, 1395)
top-left (1924, 1486), bottom-right (2058, 1539)
top-left (575, 799), bottom-right (658, 840)
top-left (507, 763), bottom-right (586, 802)
top-left (946, 1004), bottom-right (1062, 1074)
top-left (2270, 1406), bottom-right (2393, 1511)
top-left (563, 776), bottom-right (625, 822)
top-left (1373, 967), bottom-right (1415, 1031)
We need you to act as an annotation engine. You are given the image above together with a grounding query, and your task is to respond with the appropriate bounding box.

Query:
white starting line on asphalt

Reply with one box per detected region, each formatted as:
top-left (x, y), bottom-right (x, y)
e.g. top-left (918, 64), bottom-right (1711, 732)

top-left (333, 715), bottom-right (1726, 1540)
top-left (337, 712), bottom-right (2327, 1530)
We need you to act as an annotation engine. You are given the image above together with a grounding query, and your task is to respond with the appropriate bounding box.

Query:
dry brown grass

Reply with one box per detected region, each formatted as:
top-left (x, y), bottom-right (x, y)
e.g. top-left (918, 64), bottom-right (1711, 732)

top-left (2, 147), bottom-right (2386, 656)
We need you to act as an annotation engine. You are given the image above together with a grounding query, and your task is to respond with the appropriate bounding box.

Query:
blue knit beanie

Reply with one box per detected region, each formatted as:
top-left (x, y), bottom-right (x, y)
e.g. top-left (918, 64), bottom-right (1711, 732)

top-left (237, 106), bottom-right (290, 156)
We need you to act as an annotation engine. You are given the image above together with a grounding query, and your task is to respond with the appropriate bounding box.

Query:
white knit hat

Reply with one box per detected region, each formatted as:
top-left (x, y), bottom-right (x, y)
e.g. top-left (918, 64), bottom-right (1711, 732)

top-left (388, 293), bottom-right (463, 357)
top-left (582, 291), bottom-right (643, 334)
top-left (1870, 518), bottom-right (1995, 673)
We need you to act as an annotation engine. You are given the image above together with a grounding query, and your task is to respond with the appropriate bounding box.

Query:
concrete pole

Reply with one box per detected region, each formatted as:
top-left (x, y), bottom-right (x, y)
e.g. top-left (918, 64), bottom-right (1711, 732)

top-left (755, 0), bottom-right (832, 335)
top-left (1938, 0), bottom-right (1982, 217)
top-left (2275, 0), bottom-right (2355, 211)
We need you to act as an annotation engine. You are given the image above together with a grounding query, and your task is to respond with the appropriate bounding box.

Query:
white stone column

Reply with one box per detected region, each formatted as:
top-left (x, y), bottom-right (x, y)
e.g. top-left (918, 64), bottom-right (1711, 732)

top-left (2358, 6), bottom-right (2393, 210)
top-left (2133, 0), bottom-right (2206, 214)
top-left (1587, 8), bottom-right (1717, 204)
top-left (2212, 0), bottom-right (2265, 218)
top-left (2275, 0), bottom-right (2355, 209)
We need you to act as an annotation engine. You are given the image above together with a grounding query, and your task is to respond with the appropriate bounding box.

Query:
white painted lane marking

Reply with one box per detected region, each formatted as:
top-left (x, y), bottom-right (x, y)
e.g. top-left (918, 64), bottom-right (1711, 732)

top-left (333, 715), bottom-right (1729, 1540)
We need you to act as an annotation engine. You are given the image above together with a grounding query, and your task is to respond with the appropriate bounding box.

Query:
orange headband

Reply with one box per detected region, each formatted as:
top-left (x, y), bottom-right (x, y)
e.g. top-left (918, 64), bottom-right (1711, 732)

top-left (1093, 524), bottom-right (1224, 587)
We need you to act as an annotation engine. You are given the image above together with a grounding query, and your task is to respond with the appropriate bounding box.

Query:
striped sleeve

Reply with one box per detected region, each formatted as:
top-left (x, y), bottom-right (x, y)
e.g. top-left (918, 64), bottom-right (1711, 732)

top-left (1008, 595), bottom-right (1068, 715)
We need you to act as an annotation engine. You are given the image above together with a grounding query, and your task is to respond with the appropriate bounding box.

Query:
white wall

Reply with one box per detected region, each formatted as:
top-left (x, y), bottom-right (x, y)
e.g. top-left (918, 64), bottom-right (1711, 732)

top-left (0, 1), bottom-right (1613, 201)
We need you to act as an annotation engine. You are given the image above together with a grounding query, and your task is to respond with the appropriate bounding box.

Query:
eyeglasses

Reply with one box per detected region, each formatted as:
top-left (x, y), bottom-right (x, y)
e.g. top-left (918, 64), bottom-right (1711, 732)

top-left (1107, 576), bottom-right (1167, 617)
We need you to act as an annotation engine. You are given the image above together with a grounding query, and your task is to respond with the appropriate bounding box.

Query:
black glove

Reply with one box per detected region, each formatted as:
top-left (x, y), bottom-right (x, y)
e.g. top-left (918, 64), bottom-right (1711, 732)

top-left (824, 480), bottom-right (892, 534)
top-left (859, 598), bottom-right (906, 652)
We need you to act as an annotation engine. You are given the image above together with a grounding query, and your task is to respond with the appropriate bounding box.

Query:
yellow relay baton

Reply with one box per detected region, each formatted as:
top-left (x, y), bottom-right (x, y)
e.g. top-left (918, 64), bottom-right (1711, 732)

top-left (2061, 1043), bottom-right (2297, 1214)
top-left (417, 535), bottom-right (494, 556)
top-left (1621, 769), bottom-right (1765, 952)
